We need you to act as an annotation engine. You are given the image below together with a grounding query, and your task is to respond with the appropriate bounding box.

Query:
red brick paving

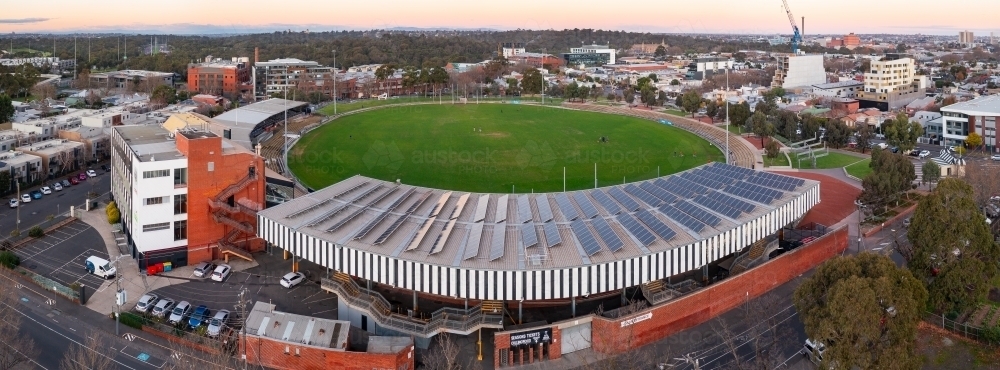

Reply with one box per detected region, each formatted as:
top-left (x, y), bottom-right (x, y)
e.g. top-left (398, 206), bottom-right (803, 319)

top-left (745, 135), bottom-right (782, 150)
top-left (773, 171), bottom-right (861, 227)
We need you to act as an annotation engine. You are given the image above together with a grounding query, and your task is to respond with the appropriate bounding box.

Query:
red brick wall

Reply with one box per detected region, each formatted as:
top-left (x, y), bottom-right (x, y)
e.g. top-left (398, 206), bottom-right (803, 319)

top-left (242, 336), bottom-right (413, 370)
top-left (493, 326), bottom-right (562, 368)
top-left (590, 227), bottom-right (849, 354)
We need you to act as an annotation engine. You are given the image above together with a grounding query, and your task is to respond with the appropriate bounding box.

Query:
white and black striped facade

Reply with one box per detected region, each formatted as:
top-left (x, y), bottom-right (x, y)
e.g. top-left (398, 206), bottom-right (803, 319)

top-left (257, 164), bottom-right (820, 302)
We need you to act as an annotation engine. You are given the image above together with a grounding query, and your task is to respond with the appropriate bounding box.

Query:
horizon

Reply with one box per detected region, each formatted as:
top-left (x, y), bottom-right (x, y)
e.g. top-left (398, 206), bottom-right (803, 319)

top-left (3, 0), bottom-right (999, 36)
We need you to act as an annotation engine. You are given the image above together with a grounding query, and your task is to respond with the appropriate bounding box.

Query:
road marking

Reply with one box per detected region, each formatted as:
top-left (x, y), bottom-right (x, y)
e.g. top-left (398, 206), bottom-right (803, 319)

top-left (14, 284), bottom-right (23, 289)
top-left (171, 352), bottom-right (182, 360)
top-left (45, 299), bottom-right (55, 305)
top-left (3, 302), bottom-right (138, 370)
top-left (123, 333), bottom-right (137, 341)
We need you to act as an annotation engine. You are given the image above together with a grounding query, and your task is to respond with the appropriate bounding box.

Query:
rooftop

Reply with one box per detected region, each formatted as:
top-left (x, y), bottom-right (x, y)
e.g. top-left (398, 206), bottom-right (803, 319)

top-left (245, 302), bottom-right (349, 350)
top-left (256, 58), bottom-right (321, 66)
top-left (813, 80), bottom-right (864, 89)
top-left (213, 98), bottom-right (308, 128)
top-left (941, 95), bottom-right (1000, 115)
top-left (18, 139), bottom-right (83, 155)
top-left (91, 70), bottom-right (173, 78)
top-left (0, 151), bottom-right (41, 168)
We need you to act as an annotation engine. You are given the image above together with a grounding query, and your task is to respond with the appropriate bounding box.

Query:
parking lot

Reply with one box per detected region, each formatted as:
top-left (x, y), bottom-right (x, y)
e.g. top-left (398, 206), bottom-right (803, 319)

top-left (13, 219), bottom-right (114, 292)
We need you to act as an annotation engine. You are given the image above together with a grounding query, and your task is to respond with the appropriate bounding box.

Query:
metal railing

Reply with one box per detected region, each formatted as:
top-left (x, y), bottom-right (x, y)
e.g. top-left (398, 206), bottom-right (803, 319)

top-left (321, 277), bottom-right (503, 337)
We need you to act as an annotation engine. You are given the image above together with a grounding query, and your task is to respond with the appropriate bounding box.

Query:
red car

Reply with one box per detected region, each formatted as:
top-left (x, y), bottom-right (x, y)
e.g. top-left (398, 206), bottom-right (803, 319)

top-left (69, 176), bottom-right (79, 185)
top-left (77, 173), bottom-right (88, 181)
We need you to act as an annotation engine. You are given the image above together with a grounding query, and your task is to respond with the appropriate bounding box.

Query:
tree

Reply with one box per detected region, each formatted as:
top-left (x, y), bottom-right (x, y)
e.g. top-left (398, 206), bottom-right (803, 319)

top-left (0, 95), bottom-right (12, 124)
top-left (669, 79), bottom-right (680, 86)
top-left (907, 178), bottom-right (1000, 314)
top-left (639, 85), bottom-right (656, 107)
top-left (565, 81), bottom-right (580, 102)
top-left (793, 253), bottom-right (927, 370)
top-left (521, 68), bottom-right (543, 95)
top-left (858, 149), bottom-right (915, 212)
top-left (656, 91), bottom-right (667, 107)
top-left (151, 84), bottom-right (178, 106)
top-left (857, 124), bottom-right (874, 154)
top-left (883, 113), bottom-right (923, 153)
top-left (680, 90), bottom-right (701, 116)
top-left (764, 139), bottom-right (781, 165)
top-left (729, 101), bottom-right (751, 131)
top-left (705, 100), bottom-right (718, 119)
top-left (578, 85), bottom-right (590, 102)
top-left (921, 161), bottom-right (941, 190)
top-left (749, 110), bottom-right (770, 147)
top-left (770, 86), bottom-right (786, 97)
top-left (647, 73), bottom-right (658, 83)
top-left (824, 121), bottom-right (853, 149)
top-left (635, 76), bottom-right (652, 91)
top-left (623, 91), bottom-right (634, 105)
top-left (653, 45), bottom-right (667, 58)
top-left (965, 131), bottom-right (983, 153)
top-left (374, 64), bottom-right (397, 85)
top-left (61, 333), bottom-right (115, 370)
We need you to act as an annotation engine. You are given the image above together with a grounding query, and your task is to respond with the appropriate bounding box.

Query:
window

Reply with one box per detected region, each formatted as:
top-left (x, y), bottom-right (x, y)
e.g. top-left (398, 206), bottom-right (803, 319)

top-left (143, 222), bottom-right (170, 232)
top-left (174, 194), bottom-right (187, 214)
top-left (143, 169), bottom-right (170, 178)
top-left (174, 168), bottom-right (187, 186)
top-left (144, 197), bottom-right (165, 205)
top-left (174, 220), bottom-right (187, 241)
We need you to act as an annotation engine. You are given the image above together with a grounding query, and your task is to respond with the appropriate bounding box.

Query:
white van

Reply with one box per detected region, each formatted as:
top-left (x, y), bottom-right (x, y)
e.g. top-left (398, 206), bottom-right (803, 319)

top-left (85, 256), bottom-right (116, 279)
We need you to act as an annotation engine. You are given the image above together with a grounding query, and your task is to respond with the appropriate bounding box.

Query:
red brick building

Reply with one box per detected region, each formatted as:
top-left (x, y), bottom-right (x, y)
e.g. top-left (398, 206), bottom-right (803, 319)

top-left (508, 52), bottom-right (564, 69)
top-left (187, 56), bottom-right (251, 98)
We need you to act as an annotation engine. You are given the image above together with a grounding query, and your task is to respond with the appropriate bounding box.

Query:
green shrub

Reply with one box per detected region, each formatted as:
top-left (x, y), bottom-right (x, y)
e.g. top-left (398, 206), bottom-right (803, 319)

top-left (0, 251), bottom-right (20, 269)
top-left (118, 312), bottom-right (145, 330)
top-left (106, 201), bottom-right (120, 224)
top-left (28, 226), bottom-right (43, 238)
top-left (982, 326), bottom-right (1000, 345)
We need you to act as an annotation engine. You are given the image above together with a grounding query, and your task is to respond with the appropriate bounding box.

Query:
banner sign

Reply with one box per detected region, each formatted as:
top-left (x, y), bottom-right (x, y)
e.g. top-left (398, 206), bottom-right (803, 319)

top-left (509, 328), bottom-right (553, 347)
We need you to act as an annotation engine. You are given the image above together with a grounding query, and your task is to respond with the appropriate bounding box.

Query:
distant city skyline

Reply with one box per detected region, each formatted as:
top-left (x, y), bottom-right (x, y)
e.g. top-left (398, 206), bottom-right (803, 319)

top-left (3, 0), bottom-right (999, 36)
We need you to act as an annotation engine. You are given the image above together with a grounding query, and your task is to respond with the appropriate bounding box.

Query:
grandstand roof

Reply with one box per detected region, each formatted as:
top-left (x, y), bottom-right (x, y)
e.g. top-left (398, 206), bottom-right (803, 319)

top-left (211, 98), bottom-right (308, 149)
top-left (258, 163), bottom-right (819, 270)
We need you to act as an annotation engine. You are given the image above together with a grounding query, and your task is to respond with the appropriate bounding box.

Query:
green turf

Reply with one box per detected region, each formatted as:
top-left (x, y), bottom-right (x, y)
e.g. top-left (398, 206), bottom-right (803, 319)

top-left (764, 153), bottom-right (790, 167)
top-left (791, 151), bottom-right (867, 169)
top-left (664, 109), bottom-right (687, 117)
top-left (316, 96), bottom-right (564, 116)
top-left (845, 158), bottom-right (873, 179)
top-left (290, 104), bottom-right (723, 193)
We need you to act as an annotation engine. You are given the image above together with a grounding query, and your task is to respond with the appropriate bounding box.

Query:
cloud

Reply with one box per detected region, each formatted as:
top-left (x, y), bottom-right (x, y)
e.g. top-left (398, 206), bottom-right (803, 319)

top-left (0, 18), bottom-right (50, 24)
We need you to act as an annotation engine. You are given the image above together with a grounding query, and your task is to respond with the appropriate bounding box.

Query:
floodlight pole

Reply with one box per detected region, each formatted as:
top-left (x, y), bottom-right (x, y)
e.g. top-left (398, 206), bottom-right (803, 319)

top-left (594, 163), bottom-right (597, 189)
top-left (332, 50), bottom-right (337, 115)
top-left (563, 167), bottom-right (566, 192)
top-left (726, 67), bottom-right (731, 165)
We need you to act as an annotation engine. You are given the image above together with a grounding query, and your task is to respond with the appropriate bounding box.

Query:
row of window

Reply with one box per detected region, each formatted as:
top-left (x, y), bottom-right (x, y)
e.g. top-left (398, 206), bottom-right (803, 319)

top-left (141, 220), bottom-right (187, 240)
top-left (141, 168), bottom-right (188, 186)
top-left (143, 195), bottom-right (187, 214)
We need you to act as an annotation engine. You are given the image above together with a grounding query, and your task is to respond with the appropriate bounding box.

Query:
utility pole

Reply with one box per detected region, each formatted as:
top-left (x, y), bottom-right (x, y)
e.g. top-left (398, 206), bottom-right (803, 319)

top-left (235, 288), bottom-right (250, 370)
top-left (112, 255), bottom-right (126, 336)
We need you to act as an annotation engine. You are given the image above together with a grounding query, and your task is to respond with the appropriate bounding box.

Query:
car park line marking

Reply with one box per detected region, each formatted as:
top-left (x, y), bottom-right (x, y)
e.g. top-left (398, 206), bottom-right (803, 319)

top-left (312, 308), bottom-right (336, 315)
top-left (22, 227), bottom-right (87, 259)
top-left (304, 296), bottom-right (336, 305)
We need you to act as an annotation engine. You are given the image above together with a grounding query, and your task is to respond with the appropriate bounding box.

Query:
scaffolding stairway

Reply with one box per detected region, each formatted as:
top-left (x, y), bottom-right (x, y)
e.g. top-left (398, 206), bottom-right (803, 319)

top-left (730, 239), bottom-right (769, 275)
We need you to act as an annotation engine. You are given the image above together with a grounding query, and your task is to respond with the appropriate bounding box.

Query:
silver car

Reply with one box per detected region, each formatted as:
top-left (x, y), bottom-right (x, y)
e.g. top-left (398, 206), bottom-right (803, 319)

top-left (135, 293), bottom-right (159, 313)
top-left (192, 262), bottom-right (216, 278)
top-left (168, 301), bottom-right (192, 324)
top-left (151, 298), bottom-right (175, 318)
top-left (207, 309), bottom-right (230, 337)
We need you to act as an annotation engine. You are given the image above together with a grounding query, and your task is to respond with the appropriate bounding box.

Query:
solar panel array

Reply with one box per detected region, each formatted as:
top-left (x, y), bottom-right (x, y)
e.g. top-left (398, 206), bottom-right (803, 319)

top-left (617, 213), bottom-right (656, 246)
top-left (489, 225), bottom-right (506, 261)
top-left (573, 192), bottom-right (599, 219)
top-left (570, 220), bottom-right (602, 256)
top-left (747, 173), bottom-right (804, 191)
top-left (706, 190), bottom-right (756, 214)
top-left (517, 196), bottom-right (533, 223)
top-left (686, 170), bottom-right (731, 189)
top-left (285, 181), bottom-right (368, 219)
top-left (535, 195), bottom-right (554, 222)
top-left (353, 188), bottom-right (415, 240)
top-left (692, 194), bottom-right (743, 220)
top-left (463, 222), bottom-right (485, 260)
top-left (326, 187), bottom-right (399, 232)
top-left (306, 185), bottom-right (384, 227)
top-left (639, 182), bottom-right (678, 205)
top-left (373, 191), bottom-right (432, 245)
top-left (542, 222), bottom-right (561, 247)
top-left (591, 217), bottom-right (624, 252)
top-left (727, 181), bottom-right (782, 204)
top-left (520, 223), bottom-right (538, 248)
top-left (555, 193), bottom-right (580, 221)
top-left (590, 189), bottom-right (621, 215)
top-left (473, 195), bottom-right (489, 222)
top-left (676, 200), bottom-right (722, 227)
top-left (757, 170), bottom-right (805, 187)
top-left (495, 195), bottom-right (509, 223)
top-left (659, 204), bottom-right (708, 232)
top-left (625, 184), bottom-right (662, 207)
top-left (608, 187), bottom-right (641, 211)
top-left (635, 210), bottom-right (677, 241)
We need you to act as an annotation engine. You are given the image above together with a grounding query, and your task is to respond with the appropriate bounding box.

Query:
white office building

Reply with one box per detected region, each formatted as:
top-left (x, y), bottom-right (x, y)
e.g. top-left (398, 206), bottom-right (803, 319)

top-left (772, 54), bottom-right (826, 89)
top-left (812, 81), bottom-right (864, 99)
top-left (941, 95), bottom-right (1000, 150)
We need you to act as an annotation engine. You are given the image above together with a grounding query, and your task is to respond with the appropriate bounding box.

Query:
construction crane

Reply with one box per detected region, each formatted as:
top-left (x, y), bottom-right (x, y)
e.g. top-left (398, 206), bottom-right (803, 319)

top-left (780, 0), bottom-right (803, 54)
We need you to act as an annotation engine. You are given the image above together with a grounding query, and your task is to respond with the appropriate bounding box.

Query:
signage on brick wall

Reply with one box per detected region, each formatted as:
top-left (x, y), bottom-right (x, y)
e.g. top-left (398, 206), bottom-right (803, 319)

top-left (620, 312), bottom-right (653, 328)
top-left (509, 328), bottom-right (553, 347)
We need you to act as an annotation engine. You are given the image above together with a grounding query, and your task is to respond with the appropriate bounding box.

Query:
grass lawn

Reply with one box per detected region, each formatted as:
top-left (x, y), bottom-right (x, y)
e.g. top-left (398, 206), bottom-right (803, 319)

top-left (316, 96), bottom-right (564, 116)
top-left (290, 104), bottom-right (722, 193)
top-left (664, 109), bottom-right (687, 116)
top-left (791, 151), bottom-right (867, 169)
top-left (764, 153), bottom-right (790, 167)
top-left (845, 159), bottom-right (873, 179)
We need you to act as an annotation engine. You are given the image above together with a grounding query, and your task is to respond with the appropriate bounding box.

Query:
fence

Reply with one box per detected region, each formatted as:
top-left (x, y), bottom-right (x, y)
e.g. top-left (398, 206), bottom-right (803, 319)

top-left (13, 266), bottom-right (79, 301)
top-left (924, 312), bottom-right (989, 343)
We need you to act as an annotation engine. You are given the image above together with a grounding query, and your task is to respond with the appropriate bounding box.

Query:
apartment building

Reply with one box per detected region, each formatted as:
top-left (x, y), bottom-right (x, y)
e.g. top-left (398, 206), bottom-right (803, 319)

top-left (187, 56), bottom-right (251, 97)
top-left (507, 52), bottom-right (563, 69)
top-left (58, 126), bottom-right (109, 162)
top-left (563, 45), bottom-right (616, 67)
top-left (941, 95), bottom-right (1000, 149)
top-left (89, 70), bottom-right (174, 90)
top-left (687, 57), bottom-right (734, 80)
top-left (0, 151), bottom-right (42, 191)
top-left (812, 80), bottom-right (864, 99)
top-left (16, 139), bottom-right (85, 177)
top-left (959, 31), bottom-right (975, 46)
top-left (855, 54), bottom-right (925, 110)
top-left (772, 54), bottom-right (826, 88)
top-left (252, 58), bottom-right (334, 100)
top-left (498, 42), bottom-right (526, 58)
top-left (111, 122), bottom-right (265, 268)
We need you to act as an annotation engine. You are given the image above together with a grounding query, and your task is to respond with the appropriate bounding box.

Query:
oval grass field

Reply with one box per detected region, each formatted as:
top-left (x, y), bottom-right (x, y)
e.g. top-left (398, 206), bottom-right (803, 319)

top-left (288, 104), bottom-right (723, 193)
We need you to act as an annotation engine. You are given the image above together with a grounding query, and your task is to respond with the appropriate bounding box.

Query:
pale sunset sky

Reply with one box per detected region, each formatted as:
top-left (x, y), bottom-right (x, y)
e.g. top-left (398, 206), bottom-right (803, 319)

top-left (2, 0), bottom-right (997, 35)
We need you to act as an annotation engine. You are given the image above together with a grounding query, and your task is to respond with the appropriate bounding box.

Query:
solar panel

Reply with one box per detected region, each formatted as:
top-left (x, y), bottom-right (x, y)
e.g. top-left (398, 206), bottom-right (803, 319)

top-left (305, 185), bottom-right (384, 227)
top-left (489, 225), bottom-right (506, 261)
top-left (353, 188), bottom-right (415, 240)
top-left (573, 192), bottom-right (599, 219)
top-left (639, 182), bottom-right (678, 204)
top-left (636, 209), bottom-right (677, 241)
top-left (520, 223), bottom-right (539, 248)
top-left (659, 204), bottom-right (707, 233)
top-left (676, 200), bottom-right (722, 227)
top-left (373, 191), bottom-right (433, 245)
top-left (535, 195), bottom-right (554, 222)
top-left (624, 184), bottom-right (662, 207)
top-left (760, 171), bottom-right (805, 187)
top-left (555, 193), bottom-right (580, 221)
top-left (326, 188), bottom-right (399, 232)
top-left (617, 214), bottom-right (655, 246)
top-left (708, 190), bottom-right (756, 214)
top-left (463, 222), bottom-right (486, 260)
top-left (723, 186), bottom-right (771, 204)
top-left (739, 182), bottom-right (783, 202)
top-left (473, 195), bottom-right (490, 222)
top-left (590, 189), bottom-right (622, 215)
top-left (286, 182), bottom-right (369, 219)
top-left (675, 175), bottom-right (711, 196)
top-left (592, 218), bottom-right (624, 252)
top-left (692, 194), bottom-right (743, 220)
top-left (608, 187), bottom-right (641, 212)
top-left (494, 195), bottom-right (509, 223)
top-left (686, 170), bottom-right (729, 189)
top-left (746, 174), bottom-right (796, 191)
top-left (542, 221), bottom-right (562, 247)
top-left (654, 178), bottom-right (696, 199)
top-left (517, 196), bottom-right (533, 223)
top-left (570, 219), bottom-right (602, 256)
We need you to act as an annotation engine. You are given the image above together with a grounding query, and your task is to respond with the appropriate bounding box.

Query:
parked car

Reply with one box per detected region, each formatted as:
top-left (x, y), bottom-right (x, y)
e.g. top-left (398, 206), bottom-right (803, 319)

top-left (168, 301), bottom-right (193, 324)
top-left (86, 169), bottom-right (97, 178)
top-left (30, 190), bottom-right (42, 199)
top-left (803, 338), bottom-right (827, 365)
top-left (77, 172), bottom-right (88, 181)
top-left (85, 256), bottom-right (116, 279)
top-left (101, 164), bottom-right (110, 172)
top-left (207, 310), bottom-right (230, 337)
top-left (919, 150), bottom-right (931, 159)
top-left (903, 217), bottom-right (912, 228)
top-left (188, 305), bottom-right (211, 329)
top-left (20, 194), bottom-right (31, 203)
top-left (192, 262), bottom-right (216, 278)
top-left (908, 150), bottom-right (920, 157)
top-left (948, 146), bottom-right (958, 153)
top-left (68, 177), bottom-right (79, 185)
top-left (151, 298), bottom-right (176, 318)
top-left (8, 199), bottom-right (17, 208)
top-left (211, 264), bottom-right (231, 282)
top-left (135, 293), bottom-right (159, 313)
top-left (61, 179), bottom-right (72, 187)
top-left (40, 186), bottom-right (52, 195)
top-left (889, 146), bottom-right (899, 153)
top-left (52, 182), bottom-right (63, 191)
top-left (876, 143), bottom-right (888, 149)
top-left (992, 154), bottom-right (1000, 161)
top-left (280, 272), bottom-right (306, 288)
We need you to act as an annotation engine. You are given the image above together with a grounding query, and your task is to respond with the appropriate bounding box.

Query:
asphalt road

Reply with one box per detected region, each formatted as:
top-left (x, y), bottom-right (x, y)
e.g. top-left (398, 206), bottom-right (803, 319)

top-left (0, 171), bottom-right (110, 235)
